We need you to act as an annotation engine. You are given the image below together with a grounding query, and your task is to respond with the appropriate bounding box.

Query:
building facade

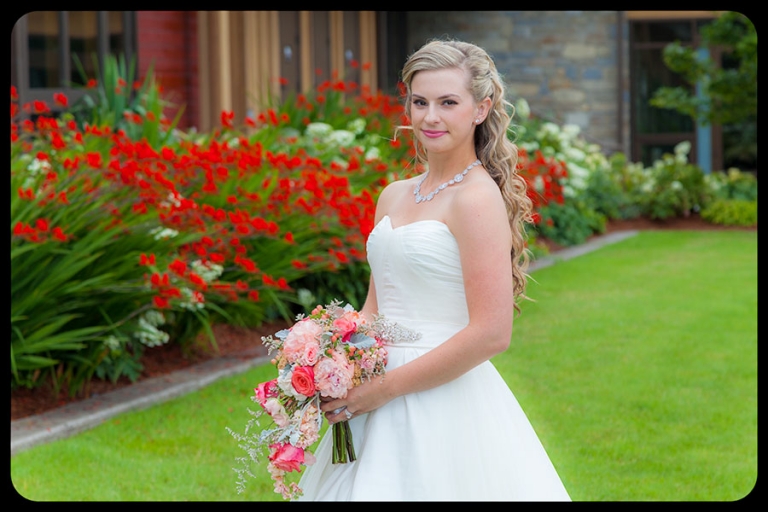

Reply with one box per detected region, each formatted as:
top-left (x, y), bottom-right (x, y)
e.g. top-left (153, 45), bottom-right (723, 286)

top-left (11, 10), bottom-right (734, 172)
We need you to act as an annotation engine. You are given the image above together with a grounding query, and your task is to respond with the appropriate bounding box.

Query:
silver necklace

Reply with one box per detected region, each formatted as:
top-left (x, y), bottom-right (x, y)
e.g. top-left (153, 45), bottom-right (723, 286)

top-left (413, 159), bottom-right (481, 204)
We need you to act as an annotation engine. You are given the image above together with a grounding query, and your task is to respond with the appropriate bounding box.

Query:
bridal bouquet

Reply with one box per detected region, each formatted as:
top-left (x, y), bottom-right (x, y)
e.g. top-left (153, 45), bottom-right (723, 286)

top-left (227, 299), bottom-right (420, 500)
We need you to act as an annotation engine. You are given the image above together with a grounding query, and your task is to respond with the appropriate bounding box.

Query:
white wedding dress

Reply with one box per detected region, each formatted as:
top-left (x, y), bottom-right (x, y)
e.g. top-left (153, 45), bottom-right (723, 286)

top-left (296, 215), bottom-right (571, 501)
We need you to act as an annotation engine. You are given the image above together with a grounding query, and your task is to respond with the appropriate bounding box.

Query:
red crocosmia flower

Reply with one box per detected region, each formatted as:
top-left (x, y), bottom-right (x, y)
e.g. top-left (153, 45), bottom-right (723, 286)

top-left (169, 258), bottom-right (187, 276)
top-left (133, 202), bottom-right (147, 214)
top-left (226, 195), bottom-right (238, 204)
top-left (245, 116), bottom-right (256, 127)
top-left (53, 92), bottom-right (68, 107)
top-left (35, 218), bottom-right (50, 232)
top-left (221, 110), bottom-right (235, 128)
top-left (235, 280), bottom-right (249, 291)
top-left (248, 290), bottom-right (260, 302)
top-left (139, 253), bottom-right (156, 266)
top-left (284, 232), bottom-right (294, 244)
top-left (58, 191), bottom-right (69, 204)
top-left (278, 77), bottom-right (288, 86)
top-left (51, 227), bottom-right (67, 241)
top-left (51, 132), bottom-right (66, 149)
top-left (86, 152), bottom-right (102, 168)
top-left (153, 296), bottom-right (170, 309)
top-left (11, 85), bottom-right (18, 100)
top-left (209, 253), bottom-right (225, 264)
top-left (291, 260), bottom-right (307, 270)
top-left (189, 273), bottom-right (207, 290)
top-left (236, 256), bottom-right (257, 273)
top-left (33, 100), bottom-right (49, 114)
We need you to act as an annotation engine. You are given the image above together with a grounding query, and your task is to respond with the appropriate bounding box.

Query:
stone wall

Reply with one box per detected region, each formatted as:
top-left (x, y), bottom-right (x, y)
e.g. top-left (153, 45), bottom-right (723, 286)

top-left (404, 11), bottom-right (631, 156)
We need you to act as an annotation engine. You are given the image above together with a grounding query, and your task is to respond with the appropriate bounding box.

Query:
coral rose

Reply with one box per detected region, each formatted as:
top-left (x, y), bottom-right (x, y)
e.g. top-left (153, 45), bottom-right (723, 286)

top-left (268, 442), bottom-right (311, 473)
top-left (291, 365), bottom-right (316, 396)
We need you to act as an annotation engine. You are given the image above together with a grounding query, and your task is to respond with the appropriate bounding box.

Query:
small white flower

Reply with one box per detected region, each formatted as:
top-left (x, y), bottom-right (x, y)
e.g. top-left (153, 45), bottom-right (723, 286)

top-left (305, 122), bottom-right (333, 138)
top-left (191, 259), bottom-right (223, 282)
top-left (104, 335), bottom-right (122, 352)
top-left (150, 227), bottom-right (179, 240)
top-left (326, 129), bottom-right (356, 147)
top-left (364, 146), bottom-right (381, 162)
top-left (346, 118), bottom-right (366, 135)
top-left (515, 98), bottom-right (531, 120)
top-left (178, 287), bottom-right (205, 310)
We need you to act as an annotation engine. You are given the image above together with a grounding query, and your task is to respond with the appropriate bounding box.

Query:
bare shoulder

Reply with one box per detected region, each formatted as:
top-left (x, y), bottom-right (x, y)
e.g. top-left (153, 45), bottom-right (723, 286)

top-left (447, 171), bottom-right (511, 246)
top-left (374, 174), bottom-right (420, 221)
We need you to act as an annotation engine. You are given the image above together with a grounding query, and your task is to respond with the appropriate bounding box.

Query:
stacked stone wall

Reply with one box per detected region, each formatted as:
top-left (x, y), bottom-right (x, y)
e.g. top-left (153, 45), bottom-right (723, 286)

top-left (405, 11), bottom-right (631, 155)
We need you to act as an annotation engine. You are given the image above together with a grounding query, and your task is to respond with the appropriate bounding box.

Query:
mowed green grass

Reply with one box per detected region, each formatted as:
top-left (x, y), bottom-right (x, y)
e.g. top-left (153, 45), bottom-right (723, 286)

top-left (11, 230), bottom-right (757, 501)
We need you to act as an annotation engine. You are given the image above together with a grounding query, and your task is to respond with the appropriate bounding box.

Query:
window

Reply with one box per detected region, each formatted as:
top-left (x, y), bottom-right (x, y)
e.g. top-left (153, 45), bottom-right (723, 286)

top-left (629, 18), bottom-right (702, 167)
top-left (11, 11), bottom-right (135, 114)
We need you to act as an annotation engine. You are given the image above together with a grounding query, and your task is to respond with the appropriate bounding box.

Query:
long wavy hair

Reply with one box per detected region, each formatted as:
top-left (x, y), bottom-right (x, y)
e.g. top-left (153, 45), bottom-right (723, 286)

top-left (398, 38), bottom-right (535, 313)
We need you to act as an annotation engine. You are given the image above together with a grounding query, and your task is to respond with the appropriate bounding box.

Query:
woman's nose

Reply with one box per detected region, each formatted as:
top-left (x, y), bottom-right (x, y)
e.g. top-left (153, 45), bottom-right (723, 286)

top-left (424, 106), bottom-right (440, 124)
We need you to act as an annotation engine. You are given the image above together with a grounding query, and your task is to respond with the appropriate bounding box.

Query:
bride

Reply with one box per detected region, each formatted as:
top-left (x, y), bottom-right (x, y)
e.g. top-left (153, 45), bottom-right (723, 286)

top-left (296, 38), bottom-right (571, 501)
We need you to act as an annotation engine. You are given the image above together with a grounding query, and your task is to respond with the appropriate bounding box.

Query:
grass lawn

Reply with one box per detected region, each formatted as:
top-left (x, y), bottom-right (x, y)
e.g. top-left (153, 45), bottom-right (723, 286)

top-left (11, 230), bottom-right (757, 501)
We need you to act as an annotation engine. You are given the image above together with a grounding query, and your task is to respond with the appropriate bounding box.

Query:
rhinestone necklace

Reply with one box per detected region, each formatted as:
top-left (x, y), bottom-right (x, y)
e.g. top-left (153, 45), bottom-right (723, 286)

top-left (413, 159), bottom-right (482, 204)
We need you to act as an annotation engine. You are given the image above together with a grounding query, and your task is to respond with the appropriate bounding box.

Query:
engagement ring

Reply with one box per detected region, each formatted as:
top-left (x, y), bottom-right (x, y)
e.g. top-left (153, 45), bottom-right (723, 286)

top-left (344, 409), bottom-right (353, 420)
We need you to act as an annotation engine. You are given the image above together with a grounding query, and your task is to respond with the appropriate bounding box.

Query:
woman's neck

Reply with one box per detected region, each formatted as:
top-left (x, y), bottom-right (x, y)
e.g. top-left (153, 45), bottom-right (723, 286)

top-left (425, 151), bottom-right (480, 182)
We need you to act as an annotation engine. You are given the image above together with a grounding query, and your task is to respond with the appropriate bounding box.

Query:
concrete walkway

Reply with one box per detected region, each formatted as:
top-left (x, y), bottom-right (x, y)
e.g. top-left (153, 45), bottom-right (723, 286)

top-left (10, 229), bottom-right (638, 456)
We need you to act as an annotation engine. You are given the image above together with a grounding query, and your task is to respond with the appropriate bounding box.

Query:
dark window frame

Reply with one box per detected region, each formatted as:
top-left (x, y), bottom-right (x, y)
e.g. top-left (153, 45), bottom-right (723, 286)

top-left (628, 16), bottom-right (722, 170)
top-left (11, 11), bottom-right (136, 116)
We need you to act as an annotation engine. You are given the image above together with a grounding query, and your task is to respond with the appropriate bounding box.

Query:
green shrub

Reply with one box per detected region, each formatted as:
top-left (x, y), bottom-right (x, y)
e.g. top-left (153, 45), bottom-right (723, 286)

top-left (704, 167), bottom-right (758, 202)
top-left (535, 200), bottom-right (606, 247)
top-left (700, 199), bottom-right (757, 227)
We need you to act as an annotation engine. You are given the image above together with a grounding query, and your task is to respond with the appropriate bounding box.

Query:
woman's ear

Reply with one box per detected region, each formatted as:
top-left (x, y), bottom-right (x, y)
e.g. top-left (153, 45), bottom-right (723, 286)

top-left (476, 96), bottom-right (492, 123)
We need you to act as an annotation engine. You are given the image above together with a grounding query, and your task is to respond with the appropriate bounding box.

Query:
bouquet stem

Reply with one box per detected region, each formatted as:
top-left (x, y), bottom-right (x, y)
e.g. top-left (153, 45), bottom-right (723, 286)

top-left (332, 420), bottom-right (356, 464)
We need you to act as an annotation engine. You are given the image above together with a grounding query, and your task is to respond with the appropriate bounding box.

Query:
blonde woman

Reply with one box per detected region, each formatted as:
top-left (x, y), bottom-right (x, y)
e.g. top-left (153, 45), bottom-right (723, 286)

top-left (298, 38), bottom-right (571, 501)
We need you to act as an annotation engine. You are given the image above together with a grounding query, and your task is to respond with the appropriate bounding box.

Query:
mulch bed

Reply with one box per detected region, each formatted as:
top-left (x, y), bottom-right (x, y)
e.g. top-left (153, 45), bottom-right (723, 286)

top-left (11, 214), bottom-right (755, 422)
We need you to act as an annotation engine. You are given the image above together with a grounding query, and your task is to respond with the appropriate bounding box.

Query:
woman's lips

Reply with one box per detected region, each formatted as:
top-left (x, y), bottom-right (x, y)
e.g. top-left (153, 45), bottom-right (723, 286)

top-left (422, 130), bottom-right (446, 138)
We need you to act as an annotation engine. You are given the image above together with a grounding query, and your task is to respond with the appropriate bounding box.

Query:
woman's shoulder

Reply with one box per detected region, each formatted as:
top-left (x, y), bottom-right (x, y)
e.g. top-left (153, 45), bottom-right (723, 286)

top-left (447, 169), bottom-right (510, 236)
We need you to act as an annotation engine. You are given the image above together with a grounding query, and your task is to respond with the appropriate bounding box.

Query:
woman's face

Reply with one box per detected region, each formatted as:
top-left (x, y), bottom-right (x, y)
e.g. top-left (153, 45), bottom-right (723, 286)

top-left (409, 67), bottom-right (483, 157)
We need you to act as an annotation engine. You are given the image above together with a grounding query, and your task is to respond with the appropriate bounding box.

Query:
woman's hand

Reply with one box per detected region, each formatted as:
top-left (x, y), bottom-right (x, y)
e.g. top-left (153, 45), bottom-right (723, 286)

top-left (320, 375), bottom-right (392, 424)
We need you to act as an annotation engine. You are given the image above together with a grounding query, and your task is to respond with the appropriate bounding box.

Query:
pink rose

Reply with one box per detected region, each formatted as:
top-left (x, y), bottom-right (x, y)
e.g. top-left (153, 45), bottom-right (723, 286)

top-left (264, 397), bottom-right (290, 428)
top-left (314, 349), bottom-right (354, 398)
top-left (333, 315), bottom-right (358, 342)
top-left (268, 442), bottom-right (309, 473)
top-left (254, 379), bottom-right (278, 406)
top-left (283, 319), bottom-right (323, 365)
top-left (291, 365), bottom-right (316, 397)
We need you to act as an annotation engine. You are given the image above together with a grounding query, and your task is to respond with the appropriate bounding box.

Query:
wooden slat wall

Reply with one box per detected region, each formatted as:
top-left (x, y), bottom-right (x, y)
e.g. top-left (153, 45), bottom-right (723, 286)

top-left (196, 10), bottom-right (378, 131)
top-left (625, 11), bottom-right (719, 20)
top-left (360, 11), bottom-right (377, 93)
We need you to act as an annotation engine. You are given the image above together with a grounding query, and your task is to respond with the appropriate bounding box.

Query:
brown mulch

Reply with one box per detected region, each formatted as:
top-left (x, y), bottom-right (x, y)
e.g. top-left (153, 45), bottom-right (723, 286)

top-left (10, 214), bottom-right (755, 422)
top-left (11, 321), bottom-right (291, 422)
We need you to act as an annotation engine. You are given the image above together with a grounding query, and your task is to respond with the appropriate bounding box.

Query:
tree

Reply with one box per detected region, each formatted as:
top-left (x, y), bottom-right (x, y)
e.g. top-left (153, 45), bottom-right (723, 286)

top-left (650, 11), bottom-right (756, 126)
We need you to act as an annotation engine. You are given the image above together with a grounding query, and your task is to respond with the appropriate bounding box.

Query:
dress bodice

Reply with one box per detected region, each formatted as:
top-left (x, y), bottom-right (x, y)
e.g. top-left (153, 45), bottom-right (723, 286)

top-left (366, 215), bottom-right (469, 337)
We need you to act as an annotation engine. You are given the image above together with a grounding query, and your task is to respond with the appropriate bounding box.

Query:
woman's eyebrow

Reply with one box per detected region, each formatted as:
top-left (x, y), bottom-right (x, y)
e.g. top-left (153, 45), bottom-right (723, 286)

top-left (411, 93), bottom-right (462, 100)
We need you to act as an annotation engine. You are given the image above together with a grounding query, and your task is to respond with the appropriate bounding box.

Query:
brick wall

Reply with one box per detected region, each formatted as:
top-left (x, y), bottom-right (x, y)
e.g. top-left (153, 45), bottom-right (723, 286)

top-left (404, 11), bottom-right (631, 155)
top-left (135, 11), bottom-right (198, 130)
